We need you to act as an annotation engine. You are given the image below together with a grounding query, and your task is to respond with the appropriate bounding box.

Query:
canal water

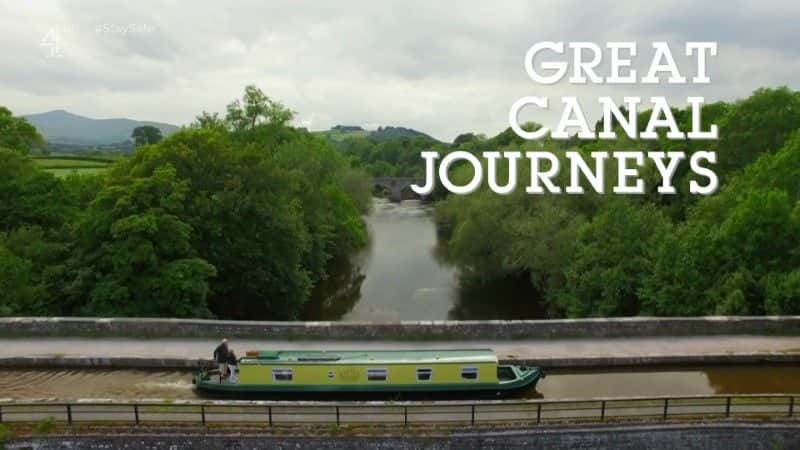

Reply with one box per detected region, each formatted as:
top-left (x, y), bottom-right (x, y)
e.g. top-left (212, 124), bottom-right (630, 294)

top-left (303, 199), bottom-right (544, 321)
top-left (1, 366), bottom-right (798, 401)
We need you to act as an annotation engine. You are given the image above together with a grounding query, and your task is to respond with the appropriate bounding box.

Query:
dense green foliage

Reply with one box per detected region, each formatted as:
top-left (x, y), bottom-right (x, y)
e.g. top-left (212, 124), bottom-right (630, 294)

top-left (336, 134), bottom-right (447, 177)
top-left (3, 86), bottom-right (799, 320)
top-left (225, 84), bottom-right (295, 131)
top-left (0, 151), bottom-right (72, 231)
top-left (333, 125), bottom-right (540, 179)
top-left (0, 87), bottom-right (370, 319)
top-left (436, 87), bottom-right (800, 317)
top-left (67, 165), bottom-right (216, 317)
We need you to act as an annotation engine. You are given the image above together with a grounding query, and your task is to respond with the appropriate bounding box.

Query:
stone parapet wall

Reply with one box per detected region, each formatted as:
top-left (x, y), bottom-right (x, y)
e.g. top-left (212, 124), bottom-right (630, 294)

top-left (6, 423), bottom-right (800, 450)
top-left (1, 316), bottom-right (799, 340)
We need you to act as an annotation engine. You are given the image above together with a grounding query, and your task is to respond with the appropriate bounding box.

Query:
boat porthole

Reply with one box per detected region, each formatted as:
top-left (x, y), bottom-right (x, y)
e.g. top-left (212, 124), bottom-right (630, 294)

top-left (327, 370), bottom-right (335, 380)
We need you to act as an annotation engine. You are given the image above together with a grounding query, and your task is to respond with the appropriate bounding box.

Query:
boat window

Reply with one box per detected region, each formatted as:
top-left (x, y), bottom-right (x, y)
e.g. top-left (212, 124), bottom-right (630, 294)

top-left (461, 367), bottom-right (479, 380)
top-left (272, 368), bottom-right (293, 382)
top-left (367, 368), bottom-right (388, 382)
top-left (416, 368), bottom-right (433, 381)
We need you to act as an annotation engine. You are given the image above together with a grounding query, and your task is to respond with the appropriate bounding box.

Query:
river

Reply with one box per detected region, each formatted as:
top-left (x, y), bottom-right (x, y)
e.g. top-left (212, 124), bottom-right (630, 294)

top-left (304, 198), bottom-right (544, 321)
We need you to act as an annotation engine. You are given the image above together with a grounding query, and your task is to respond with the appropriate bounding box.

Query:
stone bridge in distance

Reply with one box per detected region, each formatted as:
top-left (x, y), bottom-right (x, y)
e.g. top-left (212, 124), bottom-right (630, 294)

top-left (373, 177), bottom-right (426, 202)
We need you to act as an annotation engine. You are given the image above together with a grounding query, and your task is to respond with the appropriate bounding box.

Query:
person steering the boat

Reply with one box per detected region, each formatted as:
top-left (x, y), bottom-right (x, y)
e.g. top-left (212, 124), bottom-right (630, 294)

top-left (213, 338), bottom-right (229, 382)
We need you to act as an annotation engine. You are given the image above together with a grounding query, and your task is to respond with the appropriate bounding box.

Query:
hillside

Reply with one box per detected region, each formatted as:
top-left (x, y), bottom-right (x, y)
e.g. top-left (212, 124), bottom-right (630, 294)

top-left (24, 110), bottom-right (180, 146)
top-left (313, 126), bottom-right (370, 142)
top-left (370, 126), bottom-right (435, 142)
top-left (313, 125), bottom-right (438, 143)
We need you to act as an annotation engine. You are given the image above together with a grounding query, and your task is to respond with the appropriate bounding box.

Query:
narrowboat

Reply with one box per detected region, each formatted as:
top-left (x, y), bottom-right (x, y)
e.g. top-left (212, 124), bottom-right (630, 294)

top-left (193, 348), bottom-right (543, 398)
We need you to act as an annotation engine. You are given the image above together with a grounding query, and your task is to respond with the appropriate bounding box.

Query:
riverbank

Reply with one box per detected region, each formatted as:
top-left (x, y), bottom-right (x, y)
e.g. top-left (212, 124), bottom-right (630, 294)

top-left (2, 316), bottom-right (799, 340)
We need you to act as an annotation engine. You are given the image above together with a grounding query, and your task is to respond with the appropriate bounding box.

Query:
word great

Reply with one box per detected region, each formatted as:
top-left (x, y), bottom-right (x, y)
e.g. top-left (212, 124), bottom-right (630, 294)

top-left (524, 41), bottom-right (716, 85)
top-left (410, 150), bottom-right (717, 196)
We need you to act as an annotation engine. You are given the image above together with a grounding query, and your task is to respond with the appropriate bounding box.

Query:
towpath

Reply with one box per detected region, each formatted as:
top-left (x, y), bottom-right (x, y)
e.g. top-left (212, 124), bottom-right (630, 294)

top-left (0, 335), bottom-right (798, 361)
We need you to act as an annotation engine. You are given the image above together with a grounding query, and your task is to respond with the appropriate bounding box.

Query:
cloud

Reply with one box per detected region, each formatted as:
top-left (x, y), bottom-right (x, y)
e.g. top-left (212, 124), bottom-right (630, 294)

top-left (1, 0), bottom-right (798, 141)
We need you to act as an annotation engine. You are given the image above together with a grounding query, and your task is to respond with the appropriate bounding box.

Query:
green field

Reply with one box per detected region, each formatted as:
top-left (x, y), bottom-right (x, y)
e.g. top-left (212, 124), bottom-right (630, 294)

top-left (32, 156), bottom-right (114, 177)
top-left (46, 167), bottom-right (109, 178)
top-left (34, 158), bottom-right (112, 168)
top-left (312, 129), bottom-right (370, 142)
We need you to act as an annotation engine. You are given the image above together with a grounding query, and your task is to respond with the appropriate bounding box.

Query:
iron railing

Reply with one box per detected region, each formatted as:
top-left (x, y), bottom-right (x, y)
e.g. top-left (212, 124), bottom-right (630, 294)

top-left (0, 394), bottom-right (796, 427)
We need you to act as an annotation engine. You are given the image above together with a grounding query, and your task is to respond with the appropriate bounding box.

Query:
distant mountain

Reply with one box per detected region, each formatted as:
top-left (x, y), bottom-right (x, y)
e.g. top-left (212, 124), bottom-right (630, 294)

top-left (24, 110), bottom-right (180, 146)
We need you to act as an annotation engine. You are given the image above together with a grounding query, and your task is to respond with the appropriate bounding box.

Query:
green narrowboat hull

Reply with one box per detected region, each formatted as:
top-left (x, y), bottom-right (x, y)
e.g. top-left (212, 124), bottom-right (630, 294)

top-left (193, 366), bottom-right (543, 398)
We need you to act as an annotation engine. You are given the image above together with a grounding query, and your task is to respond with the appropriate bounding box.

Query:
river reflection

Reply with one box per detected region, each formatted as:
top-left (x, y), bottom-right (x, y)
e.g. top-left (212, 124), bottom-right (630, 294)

top-left (304, 198), bottom-right (546, 321)
top-left (535, 365), bottom-right (800, 399)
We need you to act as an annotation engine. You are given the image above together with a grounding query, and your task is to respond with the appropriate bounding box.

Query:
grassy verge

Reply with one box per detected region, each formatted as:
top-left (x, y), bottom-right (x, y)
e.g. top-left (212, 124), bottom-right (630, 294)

top-left (31, 155), bottom-right (115, 178)
top-left (45, 167), bottom-right (109, 178)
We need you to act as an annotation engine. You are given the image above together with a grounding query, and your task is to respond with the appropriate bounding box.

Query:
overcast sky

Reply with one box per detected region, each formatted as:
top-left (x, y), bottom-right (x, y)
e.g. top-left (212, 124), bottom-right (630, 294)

top-left (2, 0), bottom-right (799, 141)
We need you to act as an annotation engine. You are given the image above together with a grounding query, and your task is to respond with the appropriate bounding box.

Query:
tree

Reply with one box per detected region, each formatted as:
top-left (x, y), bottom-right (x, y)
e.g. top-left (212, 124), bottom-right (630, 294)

top-left (442, 192), bottom-right (517, 279)
top-left (335, 134), bottom-right (446, 178)
top-left (0, 241), bottom-right (45, 315)
top-left (0, 149), bottom-right (70, 232)
top-left (225, 85), bottom-right (294, 131)
top-left (273, 136), bottom-right (369, 279)
top-left (67, 165), bottom-right (216, 317)
top-left (0, 149), bottom-right (80, 317)
top-left (764, 270), bottom-right (800, 315)
top-left (715, 87), bottom-right (800, 179)
top-left (0, 226), bottom-right (70, 315)
top-left (555, 199), bottom-right (669, 317)
top-left (117, 128), bottom-right (316, 319)
top-left (131, 125), bottom-right (163, 146)
top-left (643, 132), bottom-right (800, 316)
top-left (491, 123), bottom-right (542, 147)
top-left (452, 132), bottom-right (479, 147)
top-left (192, 111), bottom-right (226, 130)
top-left (0, 106), bottom-right (43, 154)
